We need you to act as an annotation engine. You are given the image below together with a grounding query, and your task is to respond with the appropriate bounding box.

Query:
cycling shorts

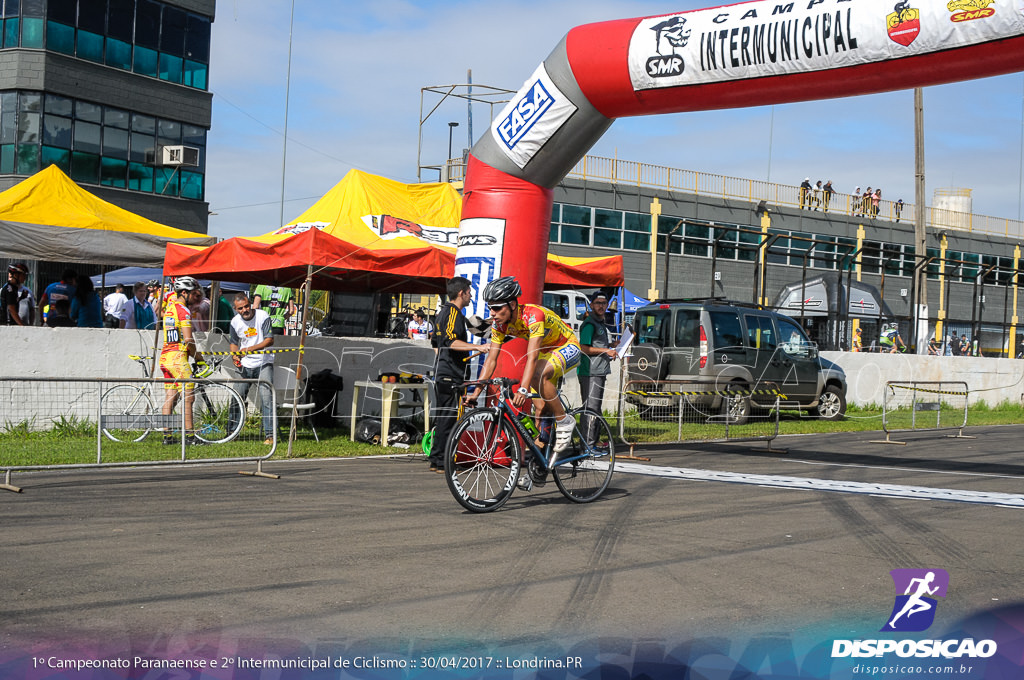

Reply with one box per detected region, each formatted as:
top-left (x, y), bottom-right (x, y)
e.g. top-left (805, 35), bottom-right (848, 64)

top-left (538, 340), bottom-right (582, 385)
top-left (159, 354), bottom-right (194, 390)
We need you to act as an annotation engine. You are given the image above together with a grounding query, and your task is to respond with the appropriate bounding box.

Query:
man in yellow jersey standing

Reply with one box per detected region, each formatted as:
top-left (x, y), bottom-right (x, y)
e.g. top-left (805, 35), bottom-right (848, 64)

top-left (466, 276), bottom-right (581, 490)
top-left (160, 276), bottom-right (212, 445)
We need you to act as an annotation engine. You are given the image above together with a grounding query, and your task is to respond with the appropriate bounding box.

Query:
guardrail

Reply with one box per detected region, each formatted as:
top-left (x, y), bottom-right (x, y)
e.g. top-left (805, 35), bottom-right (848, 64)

top-left (0, 376), bottom-right (279, 493)
top-left (872, 380), bottom-right (972, 446)
top-left (617, 379), bottom-right (782, 453)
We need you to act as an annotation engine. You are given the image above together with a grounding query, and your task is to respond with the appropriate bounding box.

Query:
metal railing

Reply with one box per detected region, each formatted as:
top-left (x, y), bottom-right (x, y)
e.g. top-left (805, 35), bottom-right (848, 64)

top-left (444, 155), bottom-right (1024, 238)
top-left (618, 378), bottom-right (781, 451)
top-left (0, 375), bottom-right (279, 493)
top-left (872, 380), bottom-right (971, 445)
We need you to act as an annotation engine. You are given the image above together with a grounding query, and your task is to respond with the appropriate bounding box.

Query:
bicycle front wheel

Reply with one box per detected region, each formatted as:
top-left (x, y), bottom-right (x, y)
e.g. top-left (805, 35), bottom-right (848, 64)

top-left (101, 385), bottom-right (154, 442)
top-left (553, 407), bottom-right (615, 503)
top-left (192, 383), bottom-right (246, 444)
top-left (445, 407), bottom-right (521, 513)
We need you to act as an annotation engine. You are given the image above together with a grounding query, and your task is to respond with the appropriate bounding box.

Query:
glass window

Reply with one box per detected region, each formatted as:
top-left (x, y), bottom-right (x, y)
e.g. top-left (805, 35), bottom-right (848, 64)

top-left (548, 223), bottom-right (558, 242)
top-left (623, 232), bottom-right (649, 251)
top-left (961, 252), bottom-right (979, 281)
top-left (105, 37), bottom-right (131, 70)
top-left (184, 13), bottom-right (210, 62)
top-left (624, 211), bottom-right (650, 232)
top-left (709, 311), bottom-right (743, 350)
top-left (129, 130), bottom-right (153, 162)
top-left (560, 225), bottom-right (590, 245)
top-left (103, 126), bottom-right (127, 158)
top-left (594, 229), bottom-right (620, 249)
top-left (105, 107), bottom-right (129, 129)
top-left (23, 0), bottom-right (46, 17)
top-left (134, 0), bottom-right (161, 50)
top-left (714, 227), bottom-right (737, 261)
top-left (777, 316), bottom-right (811, 357)
top-left (766, 229), bottom-right (788, 265)
top-left (594, 208), bottom-right (621, 229)
top-left (46, 20), bottom-right (75, 54)
top-left (635, 309), bottom-right (671, 345)
top-left (19, 92), bottom-right (41, 113)
top-left (41, 145), bottom-right (69, 171)
top-left (78, 0), bottom-right (107, 33)
top-left (659, 219), bottom-right (682, 255)
top-left (561, 204), bottom-right (590, 226)
top-left (155, 166), bottom-right (178, 196)
top-left (883, 243), bottom-right (902, 276)
top-left (107, 0), bottom-right (133, 42)
top-left (16, 143), bottom-right (38, 174)
top-left (179, 169), bottom-right (202, 199)
top-left (77, 29), bottom-right (103, 63)
top-left (542, 293), bottom-right (569, 319)
top-left (738, 229), bottom-right (760, 263)
top-left (550, 203), bottom-right (560, 222)
top-left (45, 94), bottom-right (73, 116)
top-left (22, 17), bottom-right (44, 47)
top-left (684, 222), bottom-right (708, 257)
top-left (2, 2), bottom-right (20, 19)
top-left (132, 113), bottom-right (155, 133)
top-left (73, 120), bottom-right (100, 153)
top-left (133, 45), bottom-right (158, 77)
top-left (744, 314), bottom-right (776, 350)
top-left (157, 119), bottom-right (180, 146)
top-left (76, 101), bottom-right (101, 123)
top-left (160, 6), bottom-right (186, 56)
top-left (17, 111), bottom-right (39, 143)
top-left (861, 240), bottom-right (881, 275)
top-left (128, 161), bottom-right (153, 192)
top-left (182, 123), bottom-right (205, 147)
top-left (4, 18), bottom-right (20, 48)
top-left (183, 60), bottom-right (206, 89)
top-left (100, 156), bottom-right (126, 187)
top-left (47, 0), bottom-right (76, 23)
top-left (902, 244), bottom-right (916, 277)
top-left (0, 110), bottom-right (15, 144)
top-left (42, 114), bottom-right (71, 147)
top-left (71, 150), bottom-right (99, 183)
top-left (0, 144), bottom-right (14, 173)
top-left (674, 309), bottom-right (701, 347)
top-left (787, 231), bottom-right (811, 266)
top-left (998, 257), bottom-right (1014, 285)
top-left (158, 52), bottom-right (182, 84)
top-left (836, 237), bottom-right (857, 272)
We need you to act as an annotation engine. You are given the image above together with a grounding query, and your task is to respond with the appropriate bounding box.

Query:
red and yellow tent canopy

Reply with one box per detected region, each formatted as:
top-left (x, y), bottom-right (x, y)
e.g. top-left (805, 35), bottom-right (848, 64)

top-left (164, 169), bottom-right (622, 293)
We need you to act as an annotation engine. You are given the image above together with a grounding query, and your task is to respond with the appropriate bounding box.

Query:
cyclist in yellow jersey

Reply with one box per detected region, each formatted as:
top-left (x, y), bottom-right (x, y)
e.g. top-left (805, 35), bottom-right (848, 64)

top-left (467, 276), bottom-right (581, 461)
top-left (159, 276), bottom-right (210, 445)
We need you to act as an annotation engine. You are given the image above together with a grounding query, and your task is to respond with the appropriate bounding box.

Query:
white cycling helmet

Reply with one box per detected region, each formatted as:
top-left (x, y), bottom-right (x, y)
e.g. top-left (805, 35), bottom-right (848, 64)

top-left (173, 276), bottom-right (200, 292)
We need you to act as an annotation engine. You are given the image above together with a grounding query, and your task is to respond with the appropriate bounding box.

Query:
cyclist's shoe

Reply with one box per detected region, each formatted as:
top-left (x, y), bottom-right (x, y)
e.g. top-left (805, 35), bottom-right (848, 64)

top-left (162, 434), bottom-right (178, 446)
top-left (185, 435), bottom-right (207, 446)
top-left (516, 472), bottom-right (533, 492)
top-left (553, 415), bottom-right (575, 454)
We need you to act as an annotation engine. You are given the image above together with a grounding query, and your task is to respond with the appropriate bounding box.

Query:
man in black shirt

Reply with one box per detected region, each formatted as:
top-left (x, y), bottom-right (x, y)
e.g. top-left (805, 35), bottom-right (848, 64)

top-left (428, 276), bottom-right (485, 472)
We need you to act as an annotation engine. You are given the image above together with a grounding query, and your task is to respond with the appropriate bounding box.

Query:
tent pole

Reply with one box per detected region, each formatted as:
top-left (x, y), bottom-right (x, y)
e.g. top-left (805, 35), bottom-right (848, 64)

top-left (287, 264), bottom-right (314, 457)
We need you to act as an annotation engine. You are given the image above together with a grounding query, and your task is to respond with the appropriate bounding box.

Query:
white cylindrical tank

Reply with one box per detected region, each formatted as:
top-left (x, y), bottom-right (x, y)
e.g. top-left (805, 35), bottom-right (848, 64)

top-left (933, 188), bottom-right (972, 230)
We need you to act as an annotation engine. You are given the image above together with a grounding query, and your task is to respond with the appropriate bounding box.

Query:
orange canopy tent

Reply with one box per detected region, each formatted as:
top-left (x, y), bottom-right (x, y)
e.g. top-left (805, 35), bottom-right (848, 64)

top-left (163, 169), bottom-right (623, 292)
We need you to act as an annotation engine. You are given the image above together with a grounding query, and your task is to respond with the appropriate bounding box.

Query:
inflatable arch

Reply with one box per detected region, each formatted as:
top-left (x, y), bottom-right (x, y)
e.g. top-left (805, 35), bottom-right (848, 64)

top-left (453, 0), bottom-right (1024, 313)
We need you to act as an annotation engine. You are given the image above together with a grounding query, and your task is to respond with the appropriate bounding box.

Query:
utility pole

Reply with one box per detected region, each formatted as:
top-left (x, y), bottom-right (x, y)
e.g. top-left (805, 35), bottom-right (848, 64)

top-left (914, 87), bottom-right (928, 352)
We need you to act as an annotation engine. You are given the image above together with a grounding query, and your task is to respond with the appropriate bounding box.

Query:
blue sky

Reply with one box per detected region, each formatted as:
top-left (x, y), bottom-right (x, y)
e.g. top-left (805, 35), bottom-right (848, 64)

top-left (203, 0), bottom-right (1024, 239)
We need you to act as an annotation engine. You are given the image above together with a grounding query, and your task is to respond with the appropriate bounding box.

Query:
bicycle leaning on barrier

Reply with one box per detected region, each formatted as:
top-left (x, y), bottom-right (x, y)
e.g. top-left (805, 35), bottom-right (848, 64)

top-left (101, 354), bottom-right (246, 444)
top-left (443, 377), bottom-right (615, 512)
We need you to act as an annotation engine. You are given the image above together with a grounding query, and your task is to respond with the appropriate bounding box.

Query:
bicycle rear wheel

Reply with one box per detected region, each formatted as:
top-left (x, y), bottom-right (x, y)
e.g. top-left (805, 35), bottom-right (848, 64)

top-left (192, 383), bottom-right (245, 444)
top-left (553, 407), bottom-right (614, 503)
top-left (445, 407), bottom-right (521, 513)
top-left (101, 385), bottom-right (154, 442)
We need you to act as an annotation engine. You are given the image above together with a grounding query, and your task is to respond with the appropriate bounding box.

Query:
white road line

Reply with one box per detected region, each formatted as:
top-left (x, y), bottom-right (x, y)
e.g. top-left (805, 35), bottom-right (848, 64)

top-left (613, 461), bottom-right (1024, 508)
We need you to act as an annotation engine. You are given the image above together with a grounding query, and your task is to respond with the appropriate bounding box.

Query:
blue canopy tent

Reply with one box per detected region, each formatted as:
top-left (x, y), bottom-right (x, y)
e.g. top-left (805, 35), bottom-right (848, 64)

top-left (612, 287), bottom-right (649, 328)
top-left (91, 267), bottom-right (249, 291)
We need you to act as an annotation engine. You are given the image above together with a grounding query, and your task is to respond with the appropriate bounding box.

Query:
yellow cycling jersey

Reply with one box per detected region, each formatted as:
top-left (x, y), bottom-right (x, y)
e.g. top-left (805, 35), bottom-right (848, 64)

top-left (490, 303), bottom-right (575, 349)
top-left (161, 300), bottom-right (192, 358)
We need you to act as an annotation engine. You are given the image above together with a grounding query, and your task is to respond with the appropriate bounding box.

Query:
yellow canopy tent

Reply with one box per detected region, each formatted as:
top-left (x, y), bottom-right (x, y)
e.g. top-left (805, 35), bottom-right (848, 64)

top-left (0, 165), bottom-right (215, 267)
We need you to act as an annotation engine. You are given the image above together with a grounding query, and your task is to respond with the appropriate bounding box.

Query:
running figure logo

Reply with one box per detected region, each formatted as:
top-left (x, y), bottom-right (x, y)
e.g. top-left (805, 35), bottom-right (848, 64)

top-left (882, 569), bottom-right (950, 632)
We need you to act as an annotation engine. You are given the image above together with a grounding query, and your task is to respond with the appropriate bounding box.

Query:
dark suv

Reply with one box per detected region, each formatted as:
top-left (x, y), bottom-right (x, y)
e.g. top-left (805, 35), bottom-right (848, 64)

top-left (626, 299), bottom-right (847, 422)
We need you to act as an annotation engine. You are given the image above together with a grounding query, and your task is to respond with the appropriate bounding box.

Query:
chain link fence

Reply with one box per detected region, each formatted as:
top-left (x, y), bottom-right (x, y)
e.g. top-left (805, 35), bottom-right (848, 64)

top-left (874, 380), bottom-right (971, 445)
top-left (617, 379), bottom-right (782, 451)
top-left (0, 375), bottom-right (278, 492)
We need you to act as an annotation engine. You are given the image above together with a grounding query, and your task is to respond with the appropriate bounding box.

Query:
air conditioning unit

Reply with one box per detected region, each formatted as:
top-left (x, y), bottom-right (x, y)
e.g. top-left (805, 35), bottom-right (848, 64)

top-left (160, 145), bottom-right (200, 167)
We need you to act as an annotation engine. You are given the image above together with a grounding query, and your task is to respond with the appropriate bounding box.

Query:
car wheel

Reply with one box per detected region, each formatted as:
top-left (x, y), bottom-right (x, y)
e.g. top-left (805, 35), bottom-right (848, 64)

top-left (719, 386), bottom-right (750, 426)
top-left (814, 385), bottom-right (846, 420)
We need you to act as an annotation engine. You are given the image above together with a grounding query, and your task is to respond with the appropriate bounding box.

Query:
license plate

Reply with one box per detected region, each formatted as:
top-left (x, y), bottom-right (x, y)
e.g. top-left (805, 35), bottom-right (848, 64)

top-left (646, 398), bottom-right (672, 407)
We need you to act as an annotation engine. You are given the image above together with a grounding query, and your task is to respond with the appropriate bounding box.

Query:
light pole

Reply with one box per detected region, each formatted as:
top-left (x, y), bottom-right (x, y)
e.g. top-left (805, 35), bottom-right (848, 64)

top-left (447, 121), bottom-right (459, 163)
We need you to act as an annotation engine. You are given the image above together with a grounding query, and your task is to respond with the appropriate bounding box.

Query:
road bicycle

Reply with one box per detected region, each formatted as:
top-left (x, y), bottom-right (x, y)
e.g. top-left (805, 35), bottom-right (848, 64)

top-left (445, 377), bottom-right (614, 512)
top-left (101, 354), bottom-right (246, 444)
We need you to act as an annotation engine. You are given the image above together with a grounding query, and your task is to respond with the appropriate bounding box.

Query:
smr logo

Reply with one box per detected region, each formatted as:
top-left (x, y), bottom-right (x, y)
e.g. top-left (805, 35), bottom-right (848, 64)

top-left (881, 569), bottom-right (950, 632)
top-left (646, 16), bottom-right (691, 78)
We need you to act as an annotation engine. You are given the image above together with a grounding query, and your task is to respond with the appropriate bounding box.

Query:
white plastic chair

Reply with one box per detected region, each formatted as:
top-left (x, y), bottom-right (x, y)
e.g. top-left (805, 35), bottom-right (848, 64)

top-left (273, 365), bottom-right (319, 442)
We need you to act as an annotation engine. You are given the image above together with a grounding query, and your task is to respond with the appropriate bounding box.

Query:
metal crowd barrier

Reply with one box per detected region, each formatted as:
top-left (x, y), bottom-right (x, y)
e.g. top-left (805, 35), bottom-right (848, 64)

top-left (872, 380), bottom-right (972, 445)
top-left (0, 375), bottom-right (279, 493)
top-left (618, 379), bottom-right (783, 453)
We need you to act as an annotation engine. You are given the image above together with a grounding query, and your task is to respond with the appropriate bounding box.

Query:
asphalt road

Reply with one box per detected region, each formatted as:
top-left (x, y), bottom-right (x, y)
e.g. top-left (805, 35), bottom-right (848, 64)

top-left (3, 426), bottom-right (1023, 675)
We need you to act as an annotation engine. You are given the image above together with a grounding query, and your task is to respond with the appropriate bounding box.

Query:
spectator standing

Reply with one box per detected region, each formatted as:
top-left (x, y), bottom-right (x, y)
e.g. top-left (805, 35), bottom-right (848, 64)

top-left (228, 293), bottom-right (275, 445)
top-left (579, 292), bottom-right (619, 441)
top-left (949, 331), bottom-right (962, 356)
top-left (427, 277), bottom-right (481, 473)
top-left (872, 188), bottom-right (882, 217)
top-left (70, 275), bottom-right (103, 328)
top-left (851, 327), bottom-right (862, 352)
top-left (799, 177), bottom-right (812, 209)
top-left (895, 198), bottom-right (904, 223)
top-left (189, 289), bottom-right (211, 332)
top-left (121, 281), bottom-right (157, 330)
top-left (863, 187), bottom-right (873, 218)
top-left (852, 186), bottom-right (862, 216)
top-left (407, 309), bottom-right (433, 341)
top-left (822, 180), bottom-right (835, 212)
top-left (252, 284), bottom-right (295, 336)
top-left (812, 180), bottom-right (822, 210)
top-left (2, 262), bottom-right (35, 326)
top-left (46, 298), bottom-right (74, 327)
top-left (38, 268), bottom-right (76, 325)
top-left (103, 282), bottom-right (128, 328)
